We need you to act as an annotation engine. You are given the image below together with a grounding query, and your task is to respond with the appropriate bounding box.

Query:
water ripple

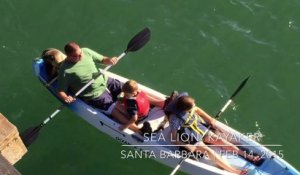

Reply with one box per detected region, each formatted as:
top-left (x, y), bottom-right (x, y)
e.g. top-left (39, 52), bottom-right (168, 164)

top-left (229, 0), bottom-right (264, 15)
top-left (266, 83), bottom-right (286, 100)
top-left (196, 72), bottom-right (230, 99)
top-left (221, 19), bottom-right (276, 48)
top-left (198, 30), bottom-right (221, 47)
top-left (11, 109), bottom-right (24, 120)
top-left (198, 30), bottom-right (207, 38)
top-left (222, 20), bottom-right (251, 34)
top-left (243, 34), bottom-right (275, 47)
top-left (211, 36), bottom-right (221, 46)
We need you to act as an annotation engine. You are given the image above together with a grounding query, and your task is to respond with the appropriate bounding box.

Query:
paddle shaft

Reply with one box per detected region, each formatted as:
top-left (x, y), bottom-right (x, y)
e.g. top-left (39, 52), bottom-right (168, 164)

top-left (170, 76), bottom-right (250, 175)
top-left (170, 159), bottom-right (185, 175)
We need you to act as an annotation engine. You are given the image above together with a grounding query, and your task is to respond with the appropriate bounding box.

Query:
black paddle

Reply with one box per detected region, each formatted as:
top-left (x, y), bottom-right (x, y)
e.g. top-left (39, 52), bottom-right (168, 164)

top-left (170, 76), bottom-right (251, 175)
top-left (21, 27), bottom-right (151, 147)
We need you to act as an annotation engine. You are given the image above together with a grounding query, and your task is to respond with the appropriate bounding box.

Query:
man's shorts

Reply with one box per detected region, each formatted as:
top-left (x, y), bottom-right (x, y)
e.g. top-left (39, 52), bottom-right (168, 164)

top-left (87, 78), bottom-right (123, 114)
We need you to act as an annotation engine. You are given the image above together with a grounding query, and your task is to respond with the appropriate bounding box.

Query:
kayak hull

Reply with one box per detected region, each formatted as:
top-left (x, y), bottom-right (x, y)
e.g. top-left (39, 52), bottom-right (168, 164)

top-left (33, 58), bottom-right (300, 175)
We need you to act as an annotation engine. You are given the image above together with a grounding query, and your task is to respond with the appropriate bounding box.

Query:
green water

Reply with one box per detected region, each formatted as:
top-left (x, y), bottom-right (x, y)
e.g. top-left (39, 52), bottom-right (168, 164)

top-left (1, 0), bottom-right (300, 174)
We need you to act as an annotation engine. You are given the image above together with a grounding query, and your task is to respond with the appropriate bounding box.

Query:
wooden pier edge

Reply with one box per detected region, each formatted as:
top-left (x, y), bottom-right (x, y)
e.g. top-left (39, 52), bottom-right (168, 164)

top-left (0, 154), bottom-right (21, 175)
top-left (0, 113), bottom-right (28, 175)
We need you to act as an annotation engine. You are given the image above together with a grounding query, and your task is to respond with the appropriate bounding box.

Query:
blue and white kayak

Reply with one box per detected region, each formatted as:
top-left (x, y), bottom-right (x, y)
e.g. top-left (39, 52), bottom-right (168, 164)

top-left (33, 58), bottom-right (299, 175)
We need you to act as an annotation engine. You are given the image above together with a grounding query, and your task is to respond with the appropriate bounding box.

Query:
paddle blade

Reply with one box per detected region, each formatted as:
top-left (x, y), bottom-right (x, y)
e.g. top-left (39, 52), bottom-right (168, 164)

top-left (126, 27), bottom-right (151, 53)
top-left (230, 75), bottom-right (251, 100)
top-left (21, 125), bottom-right (42, 147)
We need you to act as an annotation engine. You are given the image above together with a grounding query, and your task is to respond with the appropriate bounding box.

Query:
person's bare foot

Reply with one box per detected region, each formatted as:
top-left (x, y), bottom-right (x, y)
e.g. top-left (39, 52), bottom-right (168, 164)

top-left (231, 168), bottom-right (248, 175)
top-left (247, 154), bottom-right (262, 165)
top-left (239, 169), bottom-right (248, 175)
top-left (245, 153), bottom-right (261, 162)
top-left (253, 155), bottom-right (261, 162)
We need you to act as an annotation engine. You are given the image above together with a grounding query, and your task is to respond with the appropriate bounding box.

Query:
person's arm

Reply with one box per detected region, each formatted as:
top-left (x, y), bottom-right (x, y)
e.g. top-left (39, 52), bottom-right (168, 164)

top-left (56, 65), bottom-right (75, 104)
top-left (101, 56), bottom-right (119, 65)
top-left (195, 107), bottom-right (216, 127)
top-left (146, 93), bottom-right (165, 108)
top-left (120, 114), bottom-right (138, 131)
top-left (57, 91), bottom-right (76, 103)
top-left (84, 48), bottom-right (118, 65)
top-left (119, 99), bottom-right (140, 133)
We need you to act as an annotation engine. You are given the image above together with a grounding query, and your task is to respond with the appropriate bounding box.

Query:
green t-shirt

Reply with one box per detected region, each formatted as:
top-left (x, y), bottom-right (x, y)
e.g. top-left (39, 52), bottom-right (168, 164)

top-left (57, 48), bottom-right (108, 100)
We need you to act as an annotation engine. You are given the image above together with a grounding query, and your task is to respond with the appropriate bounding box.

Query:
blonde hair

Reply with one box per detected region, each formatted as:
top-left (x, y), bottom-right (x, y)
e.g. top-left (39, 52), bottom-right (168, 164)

top-left (42, 48), bottom-right (66, 79)
top-left (122, 80), bottom-right (138, 93)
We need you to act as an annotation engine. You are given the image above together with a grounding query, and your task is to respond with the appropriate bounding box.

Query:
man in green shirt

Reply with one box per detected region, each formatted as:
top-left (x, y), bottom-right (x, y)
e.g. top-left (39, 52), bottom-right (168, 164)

top-left (57, 42), bottom-right (123, 116)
